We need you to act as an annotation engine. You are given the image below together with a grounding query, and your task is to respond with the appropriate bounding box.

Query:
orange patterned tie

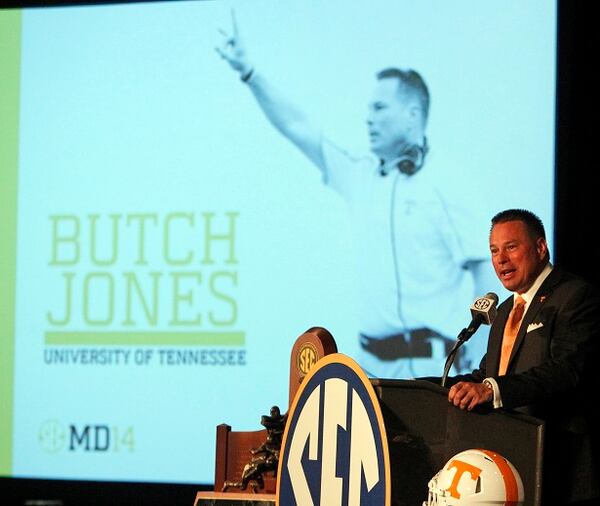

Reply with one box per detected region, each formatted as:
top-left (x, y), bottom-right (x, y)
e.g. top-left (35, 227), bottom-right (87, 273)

top-left (498, 295), bottom-right (526, 375)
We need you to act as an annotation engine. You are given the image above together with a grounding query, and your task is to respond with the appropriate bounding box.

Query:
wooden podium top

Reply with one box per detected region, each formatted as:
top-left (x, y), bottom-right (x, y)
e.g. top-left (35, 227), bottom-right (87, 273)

top-left (194, 491), bottom-right (275, 505)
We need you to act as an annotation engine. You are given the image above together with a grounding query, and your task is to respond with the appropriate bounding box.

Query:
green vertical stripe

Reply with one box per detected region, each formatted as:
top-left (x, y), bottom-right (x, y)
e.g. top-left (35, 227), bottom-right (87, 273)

top-left (0, 9), bottom-right (22, 476)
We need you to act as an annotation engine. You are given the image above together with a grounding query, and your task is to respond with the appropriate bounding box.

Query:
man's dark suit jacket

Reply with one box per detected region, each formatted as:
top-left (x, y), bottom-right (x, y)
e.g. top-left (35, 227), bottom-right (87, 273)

top-left (448, 267), bottom-right (600, 504)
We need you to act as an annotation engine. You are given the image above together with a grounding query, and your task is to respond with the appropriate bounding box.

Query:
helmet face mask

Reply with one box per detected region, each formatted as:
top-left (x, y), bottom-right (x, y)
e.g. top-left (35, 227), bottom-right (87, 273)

top-left (424, 472), bottom-right (448, 506)
top-left (423, 449), bottom-right (524, 506)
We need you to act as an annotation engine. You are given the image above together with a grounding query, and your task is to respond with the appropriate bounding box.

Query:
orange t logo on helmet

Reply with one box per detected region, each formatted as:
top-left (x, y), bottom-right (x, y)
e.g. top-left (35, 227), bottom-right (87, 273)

top-left (446, 459), bottom-right (482, 499)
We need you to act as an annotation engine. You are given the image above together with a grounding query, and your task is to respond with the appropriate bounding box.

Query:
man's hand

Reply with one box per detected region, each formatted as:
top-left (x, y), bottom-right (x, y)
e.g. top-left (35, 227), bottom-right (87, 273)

top-left (213, 11), bottom-right (325, 170)
top-left (448, 381), bottom-right (493, 411)
top-left (215, 9), bottom-right (252, 76)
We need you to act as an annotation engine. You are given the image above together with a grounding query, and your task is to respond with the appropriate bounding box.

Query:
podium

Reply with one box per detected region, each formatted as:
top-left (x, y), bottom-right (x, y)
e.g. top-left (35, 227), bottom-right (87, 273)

top-left (195, 332), bottom-right (544, 506)
top-left (371, 378), bottom-right (543, 506)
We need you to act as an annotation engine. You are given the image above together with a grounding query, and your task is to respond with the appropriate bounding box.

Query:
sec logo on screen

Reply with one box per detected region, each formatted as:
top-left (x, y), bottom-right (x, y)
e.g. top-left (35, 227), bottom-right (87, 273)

top-left (277, 354), bottom-right (390, 506)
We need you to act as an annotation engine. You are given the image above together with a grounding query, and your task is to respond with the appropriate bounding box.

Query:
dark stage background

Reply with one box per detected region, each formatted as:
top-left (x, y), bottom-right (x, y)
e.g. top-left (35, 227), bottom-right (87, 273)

top-left (554, 1), bottom-right (598, 288)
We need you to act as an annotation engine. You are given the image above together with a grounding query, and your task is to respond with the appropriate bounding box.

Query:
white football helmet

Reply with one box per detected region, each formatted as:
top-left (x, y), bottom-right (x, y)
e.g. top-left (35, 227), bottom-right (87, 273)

top-left (423, 448), bottom-right (524, 505)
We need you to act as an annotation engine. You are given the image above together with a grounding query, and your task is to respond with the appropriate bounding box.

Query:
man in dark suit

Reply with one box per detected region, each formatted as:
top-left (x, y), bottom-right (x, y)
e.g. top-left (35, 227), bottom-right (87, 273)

top-left (446, 208), bottom-right (599, 505)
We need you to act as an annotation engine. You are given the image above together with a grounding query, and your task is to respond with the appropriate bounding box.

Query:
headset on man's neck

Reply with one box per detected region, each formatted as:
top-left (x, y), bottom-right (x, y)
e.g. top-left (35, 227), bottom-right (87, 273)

top-left (379, 137), bottom-right (429, 176)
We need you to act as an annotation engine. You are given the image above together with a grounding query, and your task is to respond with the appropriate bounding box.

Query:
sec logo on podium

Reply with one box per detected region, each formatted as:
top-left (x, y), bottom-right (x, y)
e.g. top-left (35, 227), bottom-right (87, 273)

top-left (277, 354), bottom-right (391, 506)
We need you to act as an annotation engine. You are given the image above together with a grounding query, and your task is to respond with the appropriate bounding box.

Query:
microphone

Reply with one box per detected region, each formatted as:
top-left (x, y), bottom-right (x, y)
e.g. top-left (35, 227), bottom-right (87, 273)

top-left (461, 292), bottom-right (498, 342)
top-left (441, 292), bottom-right (498, 387)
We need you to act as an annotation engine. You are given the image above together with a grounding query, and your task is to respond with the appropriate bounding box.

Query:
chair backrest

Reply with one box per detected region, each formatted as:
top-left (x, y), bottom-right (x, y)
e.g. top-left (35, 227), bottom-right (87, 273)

top-left (288, 326), bottom-right (337, 406)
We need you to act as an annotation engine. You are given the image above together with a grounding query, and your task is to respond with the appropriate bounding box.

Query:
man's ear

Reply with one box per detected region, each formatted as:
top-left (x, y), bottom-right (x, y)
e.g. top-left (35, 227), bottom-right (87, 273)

top-left (536, 237), bottom-right (548, 260)
top-left (408, 104), bottom-right (422, 121)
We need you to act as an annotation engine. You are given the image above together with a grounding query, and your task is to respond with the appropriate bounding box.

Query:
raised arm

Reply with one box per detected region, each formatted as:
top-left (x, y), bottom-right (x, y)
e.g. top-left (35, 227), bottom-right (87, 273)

top-left (215, 10), bottom-right (326, 171)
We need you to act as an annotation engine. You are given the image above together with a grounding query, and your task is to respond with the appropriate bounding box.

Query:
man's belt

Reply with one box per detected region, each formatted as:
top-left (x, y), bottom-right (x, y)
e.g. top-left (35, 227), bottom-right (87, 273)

top-left (360, 328), bottom-right (445, 361)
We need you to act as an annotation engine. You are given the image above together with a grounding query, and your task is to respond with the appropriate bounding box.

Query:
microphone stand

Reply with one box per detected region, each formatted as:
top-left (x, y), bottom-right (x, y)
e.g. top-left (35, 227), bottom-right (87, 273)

top-left (441, 327), bottom-right (472, 388)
